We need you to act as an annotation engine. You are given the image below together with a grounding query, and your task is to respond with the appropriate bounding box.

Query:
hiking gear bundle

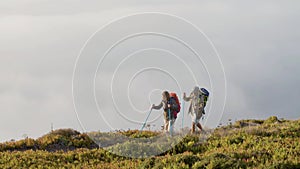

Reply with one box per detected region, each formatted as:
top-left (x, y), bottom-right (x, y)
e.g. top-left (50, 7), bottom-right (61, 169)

top-left (170, 92), bottom-right (181, 113)
top-left (198, 88), bottom-right (209, 114)
top-left (200, 88), bottom-right (209, 105)
top-left (200, 88), bottom-right (209, 97)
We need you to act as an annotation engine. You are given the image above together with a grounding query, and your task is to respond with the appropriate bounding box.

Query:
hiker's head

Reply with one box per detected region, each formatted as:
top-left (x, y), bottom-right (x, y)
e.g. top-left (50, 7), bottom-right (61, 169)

top-left (162, 91), bottom-right (170, 101)
top-left (193, 86), bottom-right (200, 93)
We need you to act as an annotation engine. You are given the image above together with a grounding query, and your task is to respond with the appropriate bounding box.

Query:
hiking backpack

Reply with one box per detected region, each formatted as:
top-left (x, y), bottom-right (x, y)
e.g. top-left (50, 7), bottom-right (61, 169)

top-left (199, 88), bottom-right (209, 109)
top-left (170, 92), bottom-right (181, 113)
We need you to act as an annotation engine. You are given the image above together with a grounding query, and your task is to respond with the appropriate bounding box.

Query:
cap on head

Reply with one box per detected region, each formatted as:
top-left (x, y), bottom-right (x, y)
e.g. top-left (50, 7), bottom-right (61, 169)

top-left (193, 86), bottom-right (200, 92)
top-left (162, 91), bottom-right (170, 100)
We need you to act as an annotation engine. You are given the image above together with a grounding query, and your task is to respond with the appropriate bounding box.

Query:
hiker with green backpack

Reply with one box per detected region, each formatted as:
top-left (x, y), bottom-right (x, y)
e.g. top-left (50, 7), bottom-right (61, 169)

top-left (183, 86), bottom-right (209, 134)
top-left (152, 91), bottom-right (180, 133)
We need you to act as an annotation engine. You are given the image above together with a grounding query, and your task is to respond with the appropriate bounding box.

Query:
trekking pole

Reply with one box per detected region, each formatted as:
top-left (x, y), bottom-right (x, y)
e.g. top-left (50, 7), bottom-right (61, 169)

top-left (181, 99), bottom-right (185, 129)
top-left (140, 108), bottom-right (153, 131)
top-left (168, 107), bottom-right (172, 136)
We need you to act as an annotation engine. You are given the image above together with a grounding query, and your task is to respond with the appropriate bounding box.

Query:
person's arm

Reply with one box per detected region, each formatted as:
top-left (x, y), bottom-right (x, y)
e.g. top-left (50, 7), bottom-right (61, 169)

top-left (183, 92), bottom-right (192, 101)
top-left (152, 101), bottom-right (163, 110)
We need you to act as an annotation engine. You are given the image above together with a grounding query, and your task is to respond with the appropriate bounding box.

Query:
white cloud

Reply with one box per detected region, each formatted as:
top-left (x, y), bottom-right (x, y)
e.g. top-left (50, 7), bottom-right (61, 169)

top-left (0, 1), bottom-right (300, 141)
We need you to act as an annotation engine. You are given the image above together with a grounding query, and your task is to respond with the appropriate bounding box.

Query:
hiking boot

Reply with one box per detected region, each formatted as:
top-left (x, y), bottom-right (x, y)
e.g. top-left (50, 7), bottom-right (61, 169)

top-left (189, 129), bottom-right (196, 135)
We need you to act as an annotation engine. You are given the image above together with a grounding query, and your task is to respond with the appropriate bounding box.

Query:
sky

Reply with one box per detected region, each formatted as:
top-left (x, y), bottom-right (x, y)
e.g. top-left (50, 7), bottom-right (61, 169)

top-left (0, 0), bottom-right (300, 142)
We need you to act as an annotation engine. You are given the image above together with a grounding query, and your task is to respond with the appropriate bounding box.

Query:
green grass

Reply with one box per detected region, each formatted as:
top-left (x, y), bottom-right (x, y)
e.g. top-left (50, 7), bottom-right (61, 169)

top-left (1, 116), bottom-right (300, 168)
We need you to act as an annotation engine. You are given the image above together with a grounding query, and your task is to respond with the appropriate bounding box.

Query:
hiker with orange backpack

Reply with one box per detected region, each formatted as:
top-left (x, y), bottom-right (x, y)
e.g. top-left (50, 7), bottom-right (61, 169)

top-left (152, 91), bottom-right (180, 133)
top-left (183, 86), bottom-right (209, 134)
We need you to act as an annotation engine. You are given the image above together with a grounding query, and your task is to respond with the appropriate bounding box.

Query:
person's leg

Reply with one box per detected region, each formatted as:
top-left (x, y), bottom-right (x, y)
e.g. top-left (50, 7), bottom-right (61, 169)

top-left (196, 122), bottom-right (203, 131)
top-left (191, 113), bottom-right (196, 133)
top-left (168, 112), bottom-right (176, 134)
top-left (191, 122), bottom-right (196, 133)
top-left (164, 111), bottom-right (168, 132)
top-left (169, 119), bottom-right (175, 133)
top-left (165, 121), bottom-right (169, 132)
top-left (195, 107), bottom-right (204, 132)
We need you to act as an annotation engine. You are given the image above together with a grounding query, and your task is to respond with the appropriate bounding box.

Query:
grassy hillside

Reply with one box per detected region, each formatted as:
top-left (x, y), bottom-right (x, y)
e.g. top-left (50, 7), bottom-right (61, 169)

top-left (0, 116), bottom-right (300, 169)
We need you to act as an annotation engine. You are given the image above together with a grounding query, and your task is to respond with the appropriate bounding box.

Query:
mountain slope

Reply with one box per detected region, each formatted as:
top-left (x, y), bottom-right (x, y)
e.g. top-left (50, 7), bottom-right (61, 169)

top-left (0, 116), bottom-right (299, 168)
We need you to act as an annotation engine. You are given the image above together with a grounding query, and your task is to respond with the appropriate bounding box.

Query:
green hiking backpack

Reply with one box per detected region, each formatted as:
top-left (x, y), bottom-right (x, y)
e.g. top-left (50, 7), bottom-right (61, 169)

top-left (198, 88), bottom-right (209, 114)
